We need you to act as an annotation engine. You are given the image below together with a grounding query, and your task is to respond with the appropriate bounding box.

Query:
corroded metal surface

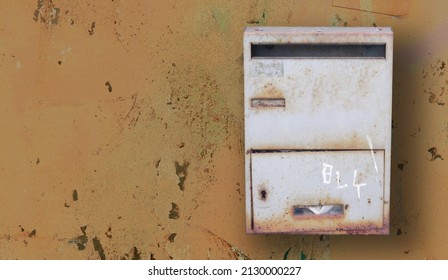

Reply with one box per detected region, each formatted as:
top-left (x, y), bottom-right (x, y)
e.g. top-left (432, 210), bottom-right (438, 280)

top-left (244, 27), bottom-right (392, 234)
top-left (0, 0), bottom-right (447, 260)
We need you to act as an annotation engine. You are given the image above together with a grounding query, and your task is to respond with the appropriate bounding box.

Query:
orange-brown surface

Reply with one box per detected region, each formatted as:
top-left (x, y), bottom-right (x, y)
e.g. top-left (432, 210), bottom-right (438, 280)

top-left (0, 0), bottom-right (447, 259)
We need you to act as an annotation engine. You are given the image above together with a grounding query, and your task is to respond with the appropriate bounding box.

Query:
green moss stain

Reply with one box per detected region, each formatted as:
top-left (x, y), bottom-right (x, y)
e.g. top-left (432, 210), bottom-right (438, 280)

top-left (283, 247), bottom-right (291, 260)
top-left (197, 6), bottom-right (230, 35)
top-left (360, 0), bottom-right (375, 26)
top-left (166, 64), bottom-right (233, 162)
top-left (247, 10), bottom-right (267, 25)
top-left (211, 7), bottom-right (228, 32)
top-left (331, 14), bottom-right (348, 27)
top-left (300, 251), bottom-right (307, 260)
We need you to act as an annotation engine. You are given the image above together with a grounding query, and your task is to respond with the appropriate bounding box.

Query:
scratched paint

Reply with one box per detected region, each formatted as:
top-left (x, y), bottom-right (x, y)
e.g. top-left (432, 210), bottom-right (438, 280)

top-left (0, 0), bottom-right (447, 259)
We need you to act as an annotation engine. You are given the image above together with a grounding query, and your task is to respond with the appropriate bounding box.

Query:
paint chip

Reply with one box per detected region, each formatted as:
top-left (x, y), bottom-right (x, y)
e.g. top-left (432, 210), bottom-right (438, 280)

top-left (92, 237), bottom-right (106, 260)
top-left (168, 202), bottom-right (180, 219)
top-left (88, 22), bottom-right (96, 35)
top-left (105, 227), bottom-right (112, 238)
top-left (105, 81), bottom-right (113, 93)
top-left (72, 189), bottom-right (78, 201)
top-left (131, 247), bottom-right (141, 260)
top-left (70, 226), bottom-right (88, 250)
top-left (28, 229), bottom-right (36, 238)
top-left (175, 161), bottom-right (189, 191)
top-left (428, 147), bottom-right (444, 161)
top-left (168, 233), bottom-right (177, 243)
top-left (33, 0), bottom-right (61, 25)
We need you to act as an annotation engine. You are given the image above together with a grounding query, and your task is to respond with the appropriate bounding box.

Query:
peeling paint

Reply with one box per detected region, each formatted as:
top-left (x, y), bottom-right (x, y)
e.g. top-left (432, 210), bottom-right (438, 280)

top-left (168, 203), bottom-right (180, 219)
top-left (0, 0), bottom-right (446, 260)
top-left (33, 0), bottom-right (60, 25)
top-left (428, 147), bottom-right (444, 161)
top-left (175, 161), bottom-right (189, 191)
top-left (92, 237), bottom-right (106, 260)
top-left (69, 226), bottom-right (88, 251)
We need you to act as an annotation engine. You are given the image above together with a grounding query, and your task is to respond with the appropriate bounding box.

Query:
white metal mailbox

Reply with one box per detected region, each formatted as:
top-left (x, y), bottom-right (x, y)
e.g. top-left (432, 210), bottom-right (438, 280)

top-left (244, 27), bottom-right (393, 234)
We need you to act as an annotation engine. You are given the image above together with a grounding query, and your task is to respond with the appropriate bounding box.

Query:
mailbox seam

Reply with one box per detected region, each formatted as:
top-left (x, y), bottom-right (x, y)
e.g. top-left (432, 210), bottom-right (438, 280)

top-left (249, 151), bottom-right (254, 230)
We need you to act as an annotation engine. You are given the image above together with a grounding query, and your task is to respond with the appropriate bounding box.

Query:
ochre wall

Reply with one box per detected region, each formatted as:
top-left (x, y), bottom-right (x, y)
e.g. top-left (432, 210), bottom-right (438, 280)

top-left (0, 0), bottom-right (446, 260)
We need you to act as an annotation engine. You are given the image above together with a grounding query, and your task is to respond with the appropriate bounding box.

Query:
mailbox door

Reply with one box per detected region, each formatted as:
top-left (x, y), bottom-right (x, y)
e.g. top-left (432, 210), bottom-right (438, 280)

top-left (249, 150), bottom-right (387, 234)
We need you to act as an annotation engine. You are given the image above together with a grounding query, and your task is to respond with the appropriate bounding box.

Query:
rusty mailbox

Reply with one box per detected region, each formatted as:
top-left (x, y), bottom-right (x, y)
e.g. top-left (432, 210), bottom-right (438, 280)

top-left (244, 27), bottom-right (393, 234)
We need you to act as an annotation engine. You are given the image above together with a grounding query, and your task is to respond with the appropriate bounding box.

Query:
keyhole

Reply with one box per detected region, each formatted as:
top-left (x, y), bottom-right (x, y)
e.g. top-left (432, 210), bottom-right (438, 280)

top-left (260, 190), bottom-right (267, 200)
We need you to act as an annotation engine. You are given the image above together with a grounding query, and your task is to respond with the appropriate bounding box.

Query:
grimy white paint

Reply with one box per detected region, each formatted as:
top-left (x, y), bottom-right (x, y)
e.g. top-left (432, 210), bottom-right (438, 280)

top-left (244, 27), bottom-right (393, 234)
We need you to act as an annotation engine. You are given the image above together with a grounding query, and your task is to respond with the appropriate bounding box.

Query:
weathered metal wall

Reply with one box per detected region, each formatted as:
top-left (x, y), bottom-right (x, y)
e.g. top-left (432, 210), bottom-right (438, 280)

top-left (0, 0), bottom-right (446, 259)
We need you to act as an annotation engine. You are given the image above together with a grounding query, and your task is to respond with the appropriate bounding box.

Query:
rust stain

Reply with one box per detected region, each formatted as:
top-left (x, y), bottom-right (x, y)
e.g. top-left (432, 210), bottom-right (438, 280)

top-left (253, 83), bottom-right (285, 99)
top-left (256, 182), bottom-right (269, 201)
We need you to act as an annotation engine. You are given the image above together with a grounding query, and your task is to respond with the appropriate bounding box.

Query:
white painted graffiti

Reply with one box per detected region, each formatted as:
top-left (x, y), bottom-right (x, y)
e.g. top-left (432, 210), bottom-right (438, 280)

top-left (322, 163), bottom-right (367, 199)
top-left (322, 163), bottom-right (333, 184)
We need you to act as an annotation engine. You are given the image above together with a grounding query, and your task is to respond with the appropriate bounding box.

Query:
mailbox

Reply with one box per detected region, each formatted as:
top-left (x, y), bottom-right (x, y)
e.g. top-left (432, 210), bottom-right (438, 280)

top-left (244, 27), bottom-right (393, 234)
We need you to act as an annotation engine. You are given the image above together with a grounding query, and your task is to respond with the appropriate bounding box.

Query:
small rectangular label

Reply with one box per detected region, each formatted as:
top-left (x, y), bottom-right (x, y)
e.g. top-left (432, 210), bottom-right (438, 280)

top-left (251, 98), bottom-right (285, 108)
top-left (251, 61), bottom-right (284, 77)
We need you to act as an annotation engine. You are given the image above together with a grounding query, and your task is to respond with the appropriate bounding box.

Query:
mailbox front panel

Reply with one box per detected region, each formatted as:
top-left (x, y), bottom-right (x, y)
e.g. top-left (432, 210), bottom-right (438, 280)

top-left (244, 27), bottom-right (393, 234)
top-left (250, 150), bottom-right (385, 234)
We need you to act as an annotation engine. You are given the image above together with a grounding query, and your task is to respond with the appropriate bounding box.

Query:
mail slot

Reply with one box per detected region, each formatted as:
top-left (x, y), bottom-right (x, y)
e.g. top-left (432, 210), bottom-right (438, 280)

top-left (244, 27), bottom-right (393, 235)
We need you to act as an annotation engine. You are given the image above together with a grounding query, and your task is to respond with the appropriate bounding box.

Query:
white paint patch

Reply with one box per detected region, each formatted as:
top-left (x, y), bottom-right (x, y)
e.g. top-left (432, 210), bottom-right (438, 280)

top-left (59, 47), bottom-right (72, 55)
top-left (322, 163), bottom-right (333, 184)
top-left (352, 169), bottom-right (367, 200)
top-left (15, 61), bottom-right (22, 70)
top-left (251, 61), bottom-right (284, 77)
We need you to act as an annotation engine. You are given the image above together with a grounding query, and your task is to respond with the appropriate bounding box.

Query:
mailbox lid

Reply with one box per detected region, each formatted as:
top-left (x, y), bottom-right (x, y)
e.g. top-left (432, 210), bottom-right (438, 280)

top-left (243, 27), bottom-right (393, 150)
top-left (249, 150), bottom-right (387, 234)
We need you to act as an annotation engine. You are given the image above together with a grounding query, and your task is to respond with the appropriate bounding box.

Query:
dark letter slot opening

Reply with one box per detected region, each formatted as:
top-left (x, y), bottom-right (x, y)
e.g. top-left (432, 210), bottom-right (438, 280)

top-left (293, 204), bottom-right (344, 216)
top-left (251, 44), bottom-right (386, 58)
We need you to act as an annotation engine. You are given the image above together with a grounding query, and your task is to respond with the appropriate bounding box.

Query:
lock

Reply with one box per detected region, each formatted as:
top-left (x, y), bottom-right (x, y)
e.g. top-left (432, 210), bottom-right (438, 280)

top-left (244, 27), bottom-right (393, 234)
